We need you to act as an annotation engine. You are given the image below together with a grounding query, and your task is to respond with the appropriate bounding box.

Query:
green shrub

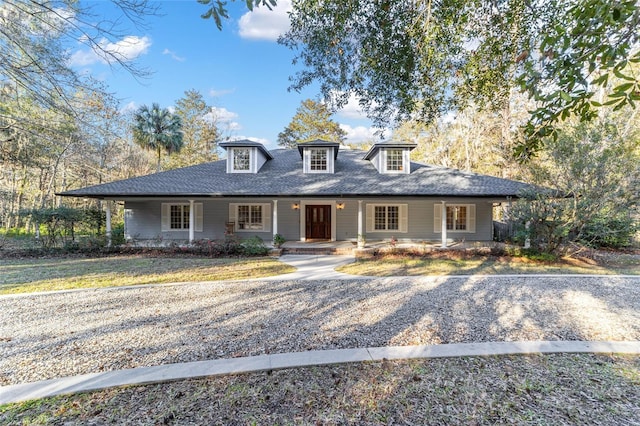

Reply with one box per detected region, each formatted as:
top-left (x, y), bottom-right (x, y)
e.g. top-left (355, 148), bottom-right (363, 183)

top-left (242, 236), bottom-right (269, 256)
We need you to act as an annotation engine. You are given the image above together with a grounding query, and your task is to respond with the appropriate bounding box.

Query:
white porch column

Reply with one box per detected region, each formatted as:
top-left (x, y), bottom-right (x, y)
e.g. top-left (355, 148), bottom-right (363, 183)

top-left (357, 200), bottom-right (363, 246)
top-left (272, 200), bottom-right (278, 238)
top-left (441, 201), bottom-right (447, 248)
top-left (105, 200), bottom-right (112, 247)
top-left (188, 199), bottom-right (195, 243)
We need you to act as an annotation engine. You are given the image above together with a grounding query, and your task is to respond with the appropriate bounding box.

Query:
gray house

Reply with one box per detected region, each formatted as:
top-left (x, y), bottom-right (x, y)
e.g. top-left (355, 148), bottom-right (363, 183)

top-left (59, 140), bottom-right (535, 247)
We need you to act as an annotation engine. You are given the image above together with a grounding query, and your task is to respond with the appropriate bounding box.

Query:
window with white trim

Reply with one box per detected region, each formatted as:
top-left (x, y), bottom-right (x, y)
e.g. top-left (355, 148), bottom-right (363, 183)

top-left (310, 149), bottom-right (328, 171)
top-left (170, 204), bottom-right (190, 230)
top-left (386, 149), bottom-right (404, 172)
top-left (434, 203), bottom-right (476, 233)
top-left (161, 203), bottom-right (203, 232)
top-left (237, 204), bottom-right (263, 230)
top-left (366, 204), bottom-right (408, 233)
top-left (228, 203), bottom-right (272, 233)
top-left (232, 148), bottom-right (251, 171)
top-left (374, 205), bottom-right (399, 231)
top-left (446, 205), bottom-right (467, 230)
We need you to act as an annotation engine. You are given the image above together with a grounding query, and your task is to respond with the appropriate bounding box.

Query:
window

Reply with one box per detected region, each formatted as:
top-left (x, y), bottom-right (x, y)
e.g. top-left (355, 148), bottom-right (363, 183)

top-left (237, 204), bottom-right (263, 230)
top-left (374, 206), bottom-right (399, 231)
top-left (434, 204), bottom-right (475, 233)
top-left (386, 149), bottom-right (404, 171)
top-left (310, 149), bottom-right (328, 171)
top-left (367, 204), bottom-right (407, 232)
top-left (170, 204), bottom-right (190, 230)
top-left (232, 148), bottom-right (251, 171)
top-left (447, 206), bottom-right (467, 230)
top-left (161, 203), bottom-right (203, 232)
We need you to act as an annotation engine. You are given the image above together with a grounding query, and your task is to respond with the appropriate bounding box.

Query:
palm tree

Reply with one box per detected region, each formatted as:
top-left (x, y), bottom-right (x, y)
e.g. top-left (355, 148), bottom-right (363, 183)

top-left (132, 103), bottom-right (183, 172)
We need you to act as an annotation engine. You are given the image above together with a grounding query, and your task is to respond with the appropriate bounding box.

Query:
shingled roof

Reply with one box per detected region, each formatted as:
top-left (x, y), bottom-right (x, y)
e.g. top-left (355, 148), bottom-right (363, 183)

top-left (58, 148), bottom-right (536, 199)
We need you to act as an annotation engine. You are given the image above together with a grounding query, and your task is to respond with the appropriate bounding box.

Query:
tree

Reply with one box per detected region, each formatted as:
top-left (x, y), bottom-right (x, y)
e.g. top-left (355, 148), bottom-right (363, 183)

top-left (277, 99), bottom-right (346, 148)
top-left (165, 90), bottom-right (220, 169)
top-left (511, 114), bottom-right (640, 252)
top-left (132, 104), bottom-right (183, 172)
top-left (202, 0), bottom-right (640, 158)
top-left (0, 0), bottom-right (156, 122)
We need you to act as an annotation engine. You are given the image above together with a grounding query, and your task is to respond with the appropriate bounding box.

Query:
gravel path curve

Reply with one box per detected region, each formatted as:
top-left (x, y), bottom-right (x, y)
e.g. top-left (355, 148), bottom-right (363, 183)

top-left (1, 275), bottom-right (639, 386)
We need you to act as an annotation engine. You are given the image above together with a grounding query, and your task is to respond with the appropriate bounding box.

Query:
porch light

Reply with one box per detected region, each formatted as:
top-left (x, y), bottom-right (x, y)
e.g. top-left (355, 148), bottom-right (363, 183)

top-left (336, 203), bottom-right (345, 210)
top-left (292, 203), bottom-right (300, 210)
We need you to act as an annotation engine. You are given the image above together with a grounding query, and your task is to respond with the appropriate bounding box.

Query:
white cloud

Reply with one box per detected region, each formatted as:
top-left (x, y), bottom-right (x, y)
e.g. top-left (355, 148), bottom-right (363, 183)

top-left (69, 35), bottom-right (151, 66)
top-left (206, 107), bottom-right (241, 131)
top-left (238, 0), bottom-right (291, 41)
top-left (328, 91), bottom-right (378, 121)
top-left (209, 88), bottom-right (235, 97)
top-left (120, 101), bottom-right (138, 114)
top-left (162, 48), bottom-right (185, 62)
top-left (340, 124), bottom-right (389, 144)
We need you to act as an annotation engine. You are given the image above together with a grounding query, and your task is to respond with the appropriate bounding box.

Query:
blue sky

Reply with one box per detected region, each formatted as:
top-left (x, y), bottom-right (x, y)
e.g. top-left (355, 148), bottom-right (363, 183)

top-left (70, 0), bottom-right (382, 148)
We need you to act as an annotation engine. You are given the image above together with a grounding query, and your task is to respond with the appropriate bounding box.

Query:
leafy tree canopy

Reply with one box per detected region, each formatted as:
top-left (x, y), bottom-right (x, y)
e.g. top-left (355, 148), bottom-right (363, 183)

top-left (0, 0), bottom-right (156, 122)
top-left (166, 89), bottom-right (221, 169)
top-left (132, 103), bottom-right (183, 172)
top-left (203, 0), bottom-right (640, 159)
top-left (277, 99), bottom-right (347, 148)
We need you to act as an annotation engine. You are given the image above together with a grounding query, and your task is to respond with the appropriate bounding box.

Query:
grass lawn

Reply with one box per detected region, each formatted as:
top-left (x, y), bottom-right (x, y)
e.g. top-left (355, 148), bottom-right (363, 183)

top-left (0, 255), bottom-right (295, 295)
top-left (338, 252), bottom-right (640, 276)
top-left (1, 353), bottom-right (638, 424)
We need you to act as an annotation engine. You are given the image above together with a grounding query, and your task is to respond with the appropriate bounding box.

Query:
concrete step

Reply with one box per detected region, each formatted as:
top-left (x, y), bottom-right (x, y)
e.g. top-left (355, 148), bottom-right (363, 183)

top-left (281, 247), bottom-right (354, 256)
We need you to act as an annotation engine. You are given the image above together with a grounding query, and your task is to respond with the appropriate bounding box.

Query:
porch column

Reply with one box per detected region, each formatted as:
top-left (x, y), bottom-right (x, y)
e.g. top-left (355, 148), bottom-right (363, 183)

top-left (105, 200), bottom-right (112, 247)
top-left (188, 199), bottom-right (195, 243)
top-left (357, 200), bottom-right (363, 245)
top-left (272, 200), bottom-right (278, 237)
top-left (441, 201), bottom-right (447, 248)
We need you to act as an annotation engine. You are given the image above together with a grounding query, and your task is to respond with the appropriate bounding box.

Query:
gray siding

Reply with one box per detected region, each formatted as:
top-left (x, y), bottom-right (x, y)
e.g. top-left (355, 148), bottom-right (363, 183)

top-left (124, 197), bottom-right (495, 243)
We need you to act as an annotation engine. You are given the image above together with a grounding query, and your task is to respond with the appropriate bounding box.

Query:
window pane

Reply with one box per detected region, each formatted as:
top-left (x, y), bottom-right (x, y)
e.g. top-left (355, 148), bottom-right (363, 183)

top-left (250, 205), bottom-right (262, 229)
top-left (238, 205), bottom-right (249, 229)
top-left (387, 206), bottom-right (399, 230)
top-left (183, 205), bottom-right (190, 229)
top-left (238, 205), bottom-right (263, 230)
top-left (374, 206), bottom-right (386, 230)
top-left (446, 206), bottom-right (454, 230)
top-left (233, 149), bottom-right (251, 170)
top-left (310, 149), bottom-right (328, 171)
top-left (386, 149), bottom-right (404, 171)
top-left (456, 206), bottom-right (467, 230)
top-left (446, 206), bottom-right (467, 231)
top-left (170, 205), bottom-right (182, 229)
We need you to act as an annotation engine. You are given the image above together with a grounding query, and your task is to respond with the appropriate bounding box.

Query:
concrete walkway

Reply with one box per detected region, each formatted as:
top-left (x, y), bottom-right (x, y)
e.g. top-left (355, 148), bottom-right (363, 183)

top-left (2, 340), bottom-right (639, 404)
top-left (259, 254), bottom-right (361, 280)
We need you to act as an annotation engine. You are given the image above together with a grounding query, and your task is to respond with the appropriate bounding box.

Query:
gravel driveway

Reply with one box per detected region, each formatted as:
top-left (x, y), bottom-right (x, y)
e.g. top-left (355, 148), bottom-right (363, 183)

top-left (1, 275), bottom-right (639, 386)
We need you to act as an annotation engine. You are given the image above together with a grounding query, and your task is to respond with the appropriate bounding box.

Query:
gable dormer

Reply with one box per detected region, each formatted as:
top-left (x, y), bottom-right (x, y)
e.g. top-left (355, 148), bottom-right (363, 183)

top-left (363, 141), bottom-right (416, 174)
top-left (220, 140), bottom-right (273, 174)
top-left (297, 140), bottom-right (340, 174)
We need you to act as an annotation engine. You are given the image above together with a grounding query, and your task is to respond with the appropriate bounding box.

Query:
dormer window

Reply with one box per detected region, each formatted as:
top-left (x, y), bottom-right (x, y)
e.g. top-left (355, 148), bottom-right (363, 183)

top-left (310, 149), bottom-right (328, 171)
top-left (385, 149), bottom-right (404, 172)
top-left (220, 140), bottom-right (273, 174)
top-left (363, 141), bottom-right (416, 175)
top-left (232, 148), bottom-right (251, 172)
top-left (298, 140), bottom-right (340, 174)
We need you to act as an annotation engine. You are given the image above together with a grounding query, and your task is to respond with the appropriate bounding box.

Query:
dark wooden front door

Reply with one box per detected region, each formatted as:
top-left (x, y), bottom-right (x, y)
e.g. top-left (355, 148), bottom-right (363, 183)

top-left (305, 205), bottom-right (331, 240)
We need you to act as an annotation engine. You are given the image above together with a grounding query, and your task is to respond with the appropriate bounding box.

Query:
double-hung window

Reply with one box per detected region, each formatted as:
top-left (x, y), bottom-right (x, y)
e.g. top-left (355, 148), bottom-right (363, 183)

top-left (434, 204), bottom-right (476, 233)
top-left (161, 203), bottom-right (203, 232)
top-left (237, 205), bottom-right (263, 230)
top-left (170, 204), bottom-right (190, 230)
top-left (232, 148), bottom-right (251, 172)
top-left (366, 204), bottom-right (408, 233)
top-left (386, 149), bottom-right (404, 172)
top-left (229, 203), bottom-right (271, 232)
top-left (310, 149), bottom-right (328, 171)
top-left (446, 205), bottom-right (467, 231)
top-left (374, 206), bottom-right (399, 231)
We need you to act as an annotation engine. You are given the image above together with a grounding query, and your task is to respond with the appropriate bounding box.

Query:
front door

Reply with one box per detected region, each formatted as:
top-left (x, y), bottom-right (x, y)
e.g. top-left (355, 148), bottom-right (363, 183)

top-left (305, 205), bottom-right (331, 240)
